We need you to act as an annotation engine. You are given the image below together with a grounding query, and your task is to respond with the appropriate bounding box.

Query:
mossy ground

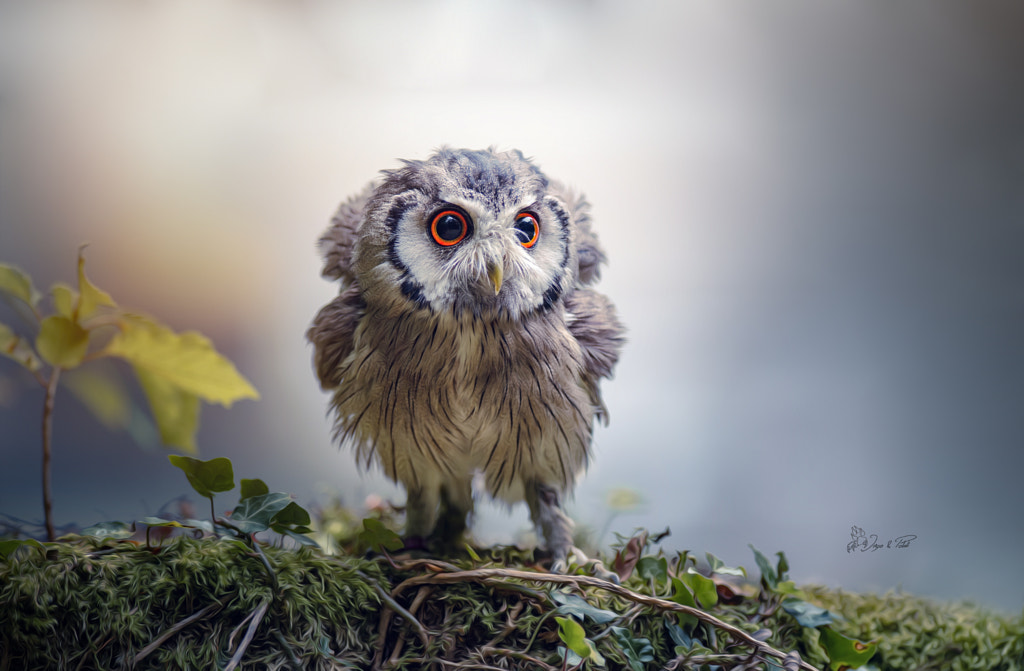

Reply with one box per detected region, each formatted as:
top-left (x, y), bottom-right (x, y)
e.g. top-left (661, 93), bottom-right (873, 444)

top-left (1, 536), bottom-right (1021, 670)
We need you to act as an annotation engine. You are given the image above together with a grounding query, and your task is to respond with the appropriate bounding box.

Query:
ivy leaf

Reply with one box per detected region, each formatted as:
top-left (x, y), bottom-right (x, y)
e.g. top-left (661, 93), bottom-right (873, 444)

top-left (36, 315), bottom-right (89, 369)
top-left (63, 367), bottom-right (131, 430)
top-left (706, 552), bottom-right (746, 577)
top-left (169, 455), bottom-right (234, 499)
top-left (140, 517), bottom-right (195, 529)
top-left (105, 314), bottom-right (259, 406)
top-left (669, 577), bottom-right (699, 628)
top-left (680, 568), bottom-right (719, 608)
top-left (230, 492), bottom-right (292, 534)
top-left (0, 538), bottom-right (47, 559)
top-left (555, 616), bottom-right (606, 666)
top-left (358, 518), bottom-right (403, 553)
top-left (277, 526), bottom-right (320, 548)
top-left (636, 555), bottom-right (668, 584)
top-left (819, 627), bottom-right (877, 670)
top-left (136, 366), bottom-right (200, 453)
top-left (51, 283), bottom-right (78, 319)
top-left (240, 478), bottom-right (270, 500)
top-left (81, 521), bottom-right (135, 540)
top-left (0, 263), bottom-right (38, 307)
top-left (76, 250), bottom-right (116, 320)
top-left (1, 323), bottom-right (42, 371)
top-left (782, 599), bottom-right (836, 628)
top-left (611, 626), bottom-right (654, 671)
top-left (612, 530), bottom-right (647, 582)
top-left (270, 501), bottom-right (311, 528)
top-left (551, 591), bottom-right (619, 624)
top-left (750, 544), bottom-right (778, 589)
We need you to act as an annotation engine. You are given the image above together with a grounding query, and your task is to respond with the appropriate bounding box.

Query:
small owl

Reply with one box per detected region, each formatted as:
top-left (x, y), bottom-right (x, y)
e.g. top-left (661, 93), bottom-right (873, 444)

top-left (308, 147), bottom-right (624, 570)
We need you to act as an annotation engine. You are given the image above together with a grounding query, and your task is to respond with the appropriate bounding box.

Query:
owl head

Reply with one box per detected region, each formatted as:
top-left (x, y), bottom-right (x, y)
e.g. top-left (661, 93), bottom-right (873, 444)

top-left (346, 147), bottom-right (601, 319)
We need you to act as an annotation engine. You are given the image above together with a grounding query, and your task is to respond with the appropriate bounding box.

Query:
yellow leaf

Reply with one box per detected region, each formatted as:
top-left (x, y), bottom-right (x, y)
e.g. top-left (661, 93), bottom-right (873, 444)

top-left (0, 263), bottom-right (38, 307)
top-left (135, 365), bottom-right (200, 454)
top-left (63, 367), bottom-right (131, 429)
top-left (36, 315), bottom-right (89, 369)
top-left (77, 249), bottom-right (116, 320)
top-left (52, 283), bottom-right (79, 319)
top-left (1, 322), bottom-right (42, 371)
top-left (105, 315), bottom-right (259, 406)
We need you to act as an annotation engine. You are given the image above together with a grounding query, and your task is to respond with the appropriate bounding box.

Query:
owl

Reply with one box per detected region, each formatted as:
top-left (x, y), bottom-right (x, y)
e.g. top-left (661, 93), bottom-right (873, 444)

top-left (308, 147), bottom-right (624, 572)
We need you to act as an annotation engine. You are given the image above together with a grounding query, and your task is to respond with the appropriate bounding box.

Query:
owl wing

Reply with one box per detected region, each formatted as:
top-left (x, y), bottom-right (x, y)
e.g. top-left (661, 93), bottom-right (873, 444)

top-left (307, 283), bottom-right (365, 390)
top-left (564, 288), bottom-right (625, 424)
top-left (317, 183), bottom-right (375, 283)
top-left (548, 180), bottom-right (606, 286)
top-left (308, 184), bottom-right (374, 390)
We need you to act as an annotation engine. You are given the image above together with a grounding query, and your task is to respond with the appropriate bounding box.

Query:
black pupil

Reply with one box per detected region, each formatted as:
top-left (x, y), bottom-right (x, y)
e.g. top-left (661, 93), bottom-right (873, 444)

top-left (435, 213), bottom-right (463, 241)
top-left (515, 217), bottom-right (536, 244)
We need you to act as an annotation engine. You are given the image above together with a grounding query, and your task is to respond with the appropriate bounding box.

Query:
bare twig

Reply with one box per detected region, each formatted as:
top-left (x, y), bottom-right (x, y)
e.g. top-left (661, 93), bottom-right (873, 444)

top-left (364, 570), bottom-right (431, 670)
top-left (393, 564), bottom-right (822, 671)
top-left (41, 368), bottom-right (60, 541)
top-left (479, 646), bottom-right (560, 671)
top-left (388, 586), bottom-right (434, 666)
top-left (224, 598), bottom-right (270, 671)
top-left (130, 601), bottom-right (222, 666)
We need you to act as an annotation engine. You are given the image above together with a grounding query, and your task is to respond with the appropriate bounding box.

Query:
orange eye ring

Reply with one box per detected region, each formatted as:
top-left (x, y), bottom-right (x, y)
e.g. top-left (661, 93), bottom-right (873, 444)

top-left (514, 212), bottom-right (540, 248)
top-left (430, 209), bottom-right (469, 246)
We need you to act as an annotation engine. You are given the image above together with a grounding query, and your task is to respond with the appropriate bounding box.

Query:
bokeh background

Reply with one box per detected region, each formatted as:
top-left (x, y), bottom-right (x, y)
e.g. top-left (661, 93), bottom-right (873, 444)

top-left (1, 2), bottom-right (1022, 612)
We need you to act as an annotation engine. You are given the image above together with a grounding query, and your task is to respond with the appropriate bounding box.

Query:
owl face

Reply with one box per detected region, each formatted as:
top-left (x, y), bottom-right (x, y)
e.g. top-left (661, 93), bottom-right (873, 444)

top-left (354, 148), bottom-right (577, 319)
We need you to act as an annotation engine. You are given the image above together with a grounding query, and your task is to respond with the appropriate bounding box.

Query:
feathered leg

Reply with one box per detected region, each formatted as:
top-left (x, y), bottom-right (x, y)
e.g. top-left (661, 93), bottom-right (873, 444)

top-left (526, 481), bottom-right (619, 583)
top-left (526, 482), bottom-right (575, 573)
top-left (433, 477), bottom-right (474, 551)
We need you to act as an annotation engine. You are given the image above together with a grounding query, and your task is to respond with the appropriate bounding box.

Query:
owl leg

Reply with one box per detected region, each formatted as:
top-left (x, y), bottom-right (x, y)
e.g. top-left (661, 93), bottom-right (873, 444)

top-left (525, 482), bottom-right (574, 573)
top-left (433, 477), bottom-right (474, 552)
top-left (525, 482), bottom-right (620, 583)
top-left (403, 485), bottom-right (440, 549)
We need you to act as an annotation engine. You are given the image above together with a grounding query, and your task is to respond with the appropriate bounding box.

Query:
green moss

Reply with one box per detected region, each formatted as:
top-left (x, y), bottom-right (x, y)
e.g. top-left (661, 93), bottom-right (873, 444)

top-left (2, 538), bottom-right (1021, 671)
top-left (804, 586), bottom-right (1024, 671)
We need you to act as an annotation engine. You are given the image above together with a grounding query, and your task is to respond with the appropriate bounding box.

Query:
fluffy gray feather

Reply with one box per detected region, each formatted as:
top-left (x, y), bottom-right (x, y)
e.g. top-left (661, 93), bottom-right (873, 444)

top-left (308, 147), bottom-right (624, 565)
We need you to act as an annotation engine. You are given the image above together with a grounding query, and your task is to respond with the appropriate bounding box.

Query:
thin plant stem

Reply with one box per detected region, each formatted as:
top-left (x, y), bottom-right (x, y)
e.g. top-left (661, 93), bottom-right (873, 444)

top-left (42, 367), bottom-right (61, 542)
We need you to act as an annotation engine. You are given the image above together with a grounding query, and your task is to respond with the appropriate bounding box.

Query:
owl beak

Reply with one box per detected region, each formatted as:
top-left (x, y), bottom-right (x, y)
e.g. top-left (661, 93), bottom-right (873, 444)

top-left (486, 261), bottom-right (503, 296)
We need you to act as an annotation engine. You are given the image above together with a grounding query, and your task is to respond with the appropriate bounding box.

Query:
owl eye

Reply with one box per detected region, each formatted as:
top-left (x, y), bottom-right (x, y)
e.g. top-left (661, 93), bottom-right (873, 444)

top-left (430, 210), bottom-right (469, 246)
top-left (514, 212), bottom-right (540, 248)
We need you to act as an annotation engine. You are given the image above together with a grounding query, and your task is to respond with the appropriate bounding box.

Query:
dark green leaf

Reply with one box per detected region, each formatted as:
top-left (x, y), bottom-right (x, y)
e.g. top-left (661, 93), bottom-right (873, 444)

top-left (270, 501), bottom-right (311, 527)
top-left (749, 544), bottom-right (778, 589)
top-left (359, 518), bottom-right (403, 553)
top-left (81, 521), bottom-right (134, 540)
top-left (169, 455), bottom-right (235, 499)
top-left (665, 621), bottom-right (692, 650)
top-left (230, 492), bottom-right (292, 534)
top-left (611, 626), bottom-right (654, 670)
top-left (240, 478), bottom-right (269, 500)
top-left (669, 577), bottom-right (698, 628)
top-left (636, 555), bottom-right (668, 583)
top-left (819, 627), bottom-right (876, 670)
top-left (0, 538), bottom-right (46, 559)
top-left (776, 550), bottom-right (790, 581)
top-left (551, 591), bottom-right (619, 624)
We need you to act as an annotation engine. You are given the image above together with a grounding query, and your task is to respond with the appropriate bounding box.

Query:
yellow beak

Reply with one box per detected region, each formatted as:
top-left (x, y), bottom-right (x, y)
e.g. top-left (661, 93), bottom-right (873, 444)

top-left (486, 261), bottom-right (503, 296)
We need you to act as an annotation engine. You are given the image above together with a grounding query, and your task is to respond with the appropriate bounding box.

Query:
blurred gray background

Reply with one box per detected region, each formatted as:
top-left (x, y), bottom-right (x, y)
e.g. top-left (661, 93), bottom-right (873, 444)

top-left (1, 2), bottom-right (1022, 612)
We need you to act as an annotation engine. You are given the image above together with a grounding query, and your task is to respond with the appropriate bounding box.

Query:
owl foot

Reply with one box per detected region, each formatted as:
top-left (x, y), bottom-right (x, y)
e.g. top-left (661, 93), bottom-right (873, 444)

top-left (401, 536), bottom-right (430, 552)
